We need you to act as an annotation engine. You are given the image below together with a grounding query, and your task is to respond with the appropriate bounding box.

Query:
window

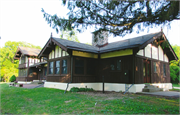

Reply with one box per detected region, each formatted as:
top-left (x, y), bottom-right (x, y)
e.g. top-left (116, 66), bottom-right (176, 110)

top-left (19, 69), bottom-right (27, 77)
top-left (21, 56), bottom-right (26, 64)
top-left (75, 58), bottom-right (84, 74)
top-left (110, 59), bottom-right (121, 71)
top-left (55, 61), bottom-right (60, 74)
top-left (62, 60), bottom-right (67, 74)
top-left (163, 64), bottom-right (166, 76)
top-left (49, 62), bottom-right (54, 74)
top-left (154, 62), bottom-right (157, 73)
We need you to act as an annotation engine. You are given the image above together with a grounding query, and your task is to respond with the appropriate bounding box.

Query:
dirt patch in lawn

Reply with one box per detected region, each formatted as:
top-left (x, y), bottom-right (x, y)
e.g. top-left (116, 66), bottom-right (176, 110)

top-left (76, 91), bottom-right (135, 100)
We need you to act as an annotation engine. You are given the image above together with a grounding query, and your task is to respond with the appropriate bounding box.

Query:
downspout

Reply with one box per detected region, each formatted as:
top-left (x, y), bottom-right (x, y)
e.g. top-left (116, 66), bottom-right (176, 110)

top-left (64, 56), bottom-right (73, 94)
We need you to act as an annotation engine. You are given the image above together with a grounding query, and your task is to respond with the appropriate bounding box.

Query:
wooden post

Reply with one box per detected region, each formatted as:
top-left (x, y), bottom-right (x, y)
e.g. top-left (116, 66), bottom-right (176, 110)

top-left (102, 76), bottom-right (104, 93)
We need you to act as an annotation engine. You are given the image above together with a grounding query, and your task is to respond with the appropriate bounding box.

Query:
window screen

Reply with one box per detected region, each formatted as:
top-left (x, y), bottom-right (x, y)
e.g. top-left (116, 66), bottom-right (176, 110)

top-left (75, 58), bottom-right (84, 74)
top-left (87, 60), bottom-right (95, 75)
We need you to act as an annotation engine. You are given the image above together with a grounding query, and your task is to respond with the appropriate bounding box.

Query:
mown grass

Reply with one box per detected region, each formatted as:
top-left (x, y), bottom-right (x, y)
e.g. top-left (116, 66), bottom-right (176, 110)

top-left (0, 83), bottom-right (179, 114)
top-left (172, 83), bottom-right (180, 87)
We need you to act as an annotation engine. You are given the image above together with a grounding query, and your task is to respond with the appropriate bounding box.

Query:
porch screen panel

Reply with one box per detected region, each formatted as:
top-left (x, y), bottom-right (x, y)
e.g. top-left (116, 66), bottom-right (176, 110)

top-left (87, 60), bottom-right (95, 75)
top-left (75, 58), bottom-right (84, 74)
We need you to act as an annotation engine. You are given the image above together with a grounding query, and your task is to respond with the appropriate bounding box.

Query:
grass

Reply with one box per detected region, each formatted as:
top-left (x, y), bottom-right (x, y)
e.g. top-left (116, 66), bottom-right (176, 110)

top-left (0, 83), bottom-right (179, 114)
top-left (170, 88), bottom-right (180, 92)
top-left (172, 83), bottom-right (180, 87)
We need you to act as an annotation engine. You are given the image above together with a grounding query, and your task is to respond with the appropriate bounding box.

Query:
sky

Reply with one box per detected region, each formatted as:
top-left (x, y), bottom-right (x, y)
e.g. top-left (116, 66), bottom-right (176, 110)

top-left (0, 0), bottom-right (180, 49)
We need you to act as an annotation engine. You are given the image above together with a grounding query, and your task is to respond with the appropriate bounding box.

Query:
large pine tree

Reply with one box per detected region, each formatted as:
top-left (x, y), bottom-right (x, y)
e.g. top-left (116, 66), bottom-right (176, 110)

top-left (42, 0), bottom-right (179, 36)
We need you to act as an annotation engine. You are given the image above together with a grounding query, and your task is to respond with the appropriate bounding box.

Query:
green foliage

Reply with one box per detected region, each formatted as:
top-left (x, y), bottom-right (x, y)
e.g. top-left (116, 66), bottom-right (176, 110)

top-left (42, 1), bottom-right (179, 37)
top-left (0, 41), bottom-right (41, 82)
top-left (70, 87), bottom-right (94, 92)
top-left (170, 45), bottom-right (180, 83)
top-left (0, 83), bottom-right (179, 114)
top-left (61, 30), bottom-right (80, 42)
top-left (9, 75), bottom-right (16, 82)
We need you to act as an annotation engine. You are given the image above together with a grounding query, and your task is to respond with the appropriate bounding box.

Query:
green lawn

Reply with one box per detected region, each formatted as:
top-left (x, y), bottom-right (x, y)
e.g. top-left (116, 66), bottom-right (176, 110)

top-left (0, 83), bottom-right (179, 114)
top-left (172, 83), bottom-right (180, 87)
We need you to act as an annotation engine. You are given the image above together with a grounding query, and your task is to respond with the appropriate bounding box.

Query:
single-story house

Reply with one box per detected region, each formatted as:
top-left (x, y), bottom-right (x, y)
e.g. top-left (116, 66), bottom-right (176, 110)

top-left (14, 46), bottom-right (47, 82)
top-left (37, 31), bottom-right (178, 93)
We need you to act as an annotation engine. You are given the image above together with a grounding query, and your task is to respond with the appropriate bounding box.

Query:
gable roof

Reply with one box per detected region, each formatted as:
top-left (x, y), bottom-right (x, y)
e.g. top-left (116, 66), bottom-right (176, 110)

top-left (52, 38), bottom-right (99, 53)
top-left (99, 32), bottom-right (161, 53)
top-left (38, 31), bottom-right (178, 61)
top-left (14, 46), bottom-right (41, 59)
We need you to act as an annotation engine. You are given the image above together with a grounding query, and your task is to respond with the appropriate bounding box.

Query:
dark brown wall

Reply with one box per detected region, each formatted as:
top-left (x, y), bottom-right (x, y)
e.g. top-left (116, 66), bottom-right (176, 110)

top-left (135, 56), bottom-right (170, 84)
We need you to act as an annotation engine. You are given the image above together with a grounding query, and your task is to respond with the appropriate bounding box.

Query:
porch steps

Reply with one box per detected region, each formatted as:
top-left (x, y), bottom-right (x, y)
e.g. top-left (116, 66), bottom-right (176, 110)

top-left (142, 84), bottom-right (163, 92)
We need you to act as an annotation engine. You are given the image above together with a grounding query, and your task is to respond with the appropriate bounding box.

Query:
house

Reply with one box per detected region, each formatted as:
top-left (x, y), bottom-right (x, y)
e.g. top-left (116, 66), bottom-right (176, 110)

top-left (15, 30), bottom-right (178, 93)
top-left (14, 46), bottom-right (47, 82)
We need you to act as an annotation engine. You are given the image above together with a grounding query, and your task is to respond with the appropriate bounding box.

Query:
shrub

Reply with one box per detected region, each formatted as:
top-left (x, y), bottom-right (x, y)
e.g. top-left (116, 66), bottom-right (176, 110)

top-left (70, 87), bottom-right (80, 92)
top-left (9, 75), bottom-right (16, 82)
top-left (70, 87), bottom-right (94, 92)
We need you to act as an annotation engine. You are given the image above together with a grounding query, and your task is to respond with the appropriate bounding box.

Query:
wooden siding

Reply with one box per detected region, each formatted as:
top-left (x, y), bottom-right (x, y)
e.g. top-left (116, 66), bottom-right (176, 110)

top-left (135, 56), bottom-right (170, 84)
top-left (47, 74), bottom-right (71, 82)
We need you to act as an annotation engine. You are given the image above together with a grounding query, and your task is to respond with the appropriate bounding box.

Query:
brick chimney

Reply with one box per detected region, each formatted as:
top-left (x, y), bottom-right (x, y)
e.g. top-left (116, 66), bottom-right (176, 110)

top-left (92, 30), bottom-right (108, 47)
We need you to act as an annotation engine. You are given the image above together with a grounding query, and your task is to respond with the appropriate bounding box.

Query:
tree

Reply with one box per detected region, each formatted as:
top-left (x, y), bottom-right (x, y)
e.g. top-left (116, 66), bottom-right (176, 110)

top-left (170, 45), bottom-right (180, 83)
top-left (42, 0), bottom-right (179, 37)
top-left (0, 41), bottom-right (41, 82)
top-left (61, 30), bottom-right (80, 42)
